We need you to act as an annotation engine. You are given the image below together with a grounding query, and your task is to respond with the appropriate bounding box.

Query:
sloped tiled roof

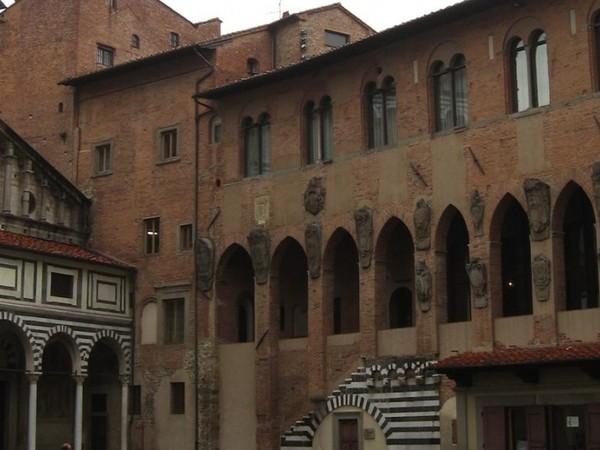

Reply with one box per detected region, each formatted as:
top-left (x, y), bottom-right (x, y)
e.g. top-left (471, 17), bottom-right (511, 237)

top-left (0, 229), bottom-right (133, 269)
top-left (435, 342), bottom-right (600, 371)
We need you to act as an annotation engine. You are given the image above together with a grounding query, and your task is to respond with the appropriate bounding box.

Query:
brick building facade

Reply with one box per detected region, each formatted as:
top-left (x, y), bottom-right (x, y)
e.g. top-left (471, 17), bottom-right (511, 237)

top-left (5, 0), bottom-right (600, 449)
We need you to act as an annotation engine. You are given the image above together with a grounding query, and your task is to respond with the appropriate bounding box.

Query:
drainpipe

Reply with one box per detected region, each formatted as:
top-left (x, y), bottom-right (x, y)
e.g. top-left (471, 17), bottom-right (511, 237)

top-left (192, 46), bottom-right (215, 450)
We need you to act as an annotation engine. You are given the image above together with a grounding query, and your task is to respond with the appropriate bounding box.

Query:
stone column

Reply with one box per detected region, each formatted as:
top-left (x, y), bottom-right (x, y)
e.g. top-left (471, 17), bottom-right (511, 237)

top-left (307, 273), bottom-right (327, 401)
top-left (27, 373), bottom-right (39, 450)
top-left (358, 262), bottom-right (377, 358)
top-left (73, 375), bottom-right (85, 450)
top-left (120, 376), bottom-right (129, 450)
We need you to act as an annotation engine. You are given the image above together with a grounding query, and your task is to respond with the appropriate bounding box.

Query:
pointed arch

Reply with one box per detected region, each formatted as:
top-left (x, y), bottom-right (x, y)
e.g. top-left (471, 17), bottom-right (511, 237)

top-left (435, 206), bottom-right (471, 323)
top-left (374, 218), bottom-right (415, 330)
top-left (553, 182), bottom-right (599, 310)
top-left (271, 237), bottom-right (308, 339)
top-left (490, 194), bottom-right (532, 317)
top-left (216, 243), bottom-right (255, 343)
top-left (324, 228), bottom-right (360, 335)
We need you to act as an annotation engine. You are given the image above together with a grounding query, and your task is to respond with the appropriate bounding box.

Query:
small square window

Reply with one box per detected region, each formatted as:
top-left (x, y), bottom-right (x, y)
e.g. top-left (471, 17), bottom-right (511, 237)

top-left (164, 298), bottom-right (184, 344)
top-left (158, 128), bottom-right (178, 161)
top-left (324, 30), bottom-right (349, 48)
top-left (93, 142), bottom-right (112, 175)
top-left (129, 385), bottom-right (141, 415)
top-left (144, 218), bottom-right (160, 255)
top-left (179, 224), bottom-right (193, 251)
top-left (50, 272), bottom-right (74, 299)
top-left (170, 382), bottom-right (185, 414)
top-left (96, 45), bottom-right (114, 67)
top-left (170, 32), bottom-right (180, 48)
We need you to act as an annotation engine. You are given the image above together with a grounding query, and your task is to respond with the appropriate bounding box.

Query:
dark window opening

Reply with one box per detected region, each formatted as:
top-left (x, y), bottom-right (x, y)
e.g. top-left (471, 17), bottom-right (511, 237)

top-left (96, 45), bottom-right (114, 67)
top-left (179, 224), bottom-right (193, 251)
top-left (131, 34), bottom-right (140, 49)
top-left (144, 217), bottom-right (160, 255)
top-left (564, 187), bottom-right (599, 310)
top-left (58, 103), bottom-right (64, 113)
top-left (366, 77), bottom-right (396, 149)
top-left (306, 96), bottom-right (333, 164)
top-left (94, 143), bottom-right (112, 175)
top-left (50, 272), bottom-right (74, 299)
top-left (164, 298), bottom-right (184, 345)
top-left (170, 382), bottom-right (184, 414)
top-left (501, 201), bottom-right (532, 317)
top-left (432, 54), bottom-right (468, 131)
top-left (129, 385), bottom-right (141, 415)
top-left (170, 32), bottom-right (180, 48)
top-left (243, 114), bottom-right (270, 177)
top-left (236, 292), bottom-right (254, 343)
top-left (331, 232), bottom-right (359, 335)
top-left (389, 288), bottom-right (413, 328)
top-left (325, 30), bottom-right (349, 48)
top-left (159, 128), bottom-right (178, 160)
top-left (247, 58), bottom-right (259, 76)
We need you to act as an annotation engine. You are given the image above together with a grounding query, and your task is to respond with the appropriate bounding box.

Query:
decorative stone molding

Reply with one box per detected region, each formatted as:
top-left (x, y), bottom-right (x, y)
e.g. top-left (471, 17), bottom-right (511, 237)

top-left (304, 222), bottom-right (322, 279)
top-left (523, 178), bottom-right (551, 241)
top-left (195, 237), bottom-right (215, 292)
top-left (414, 199), bottom-right (432, 251)
top-left (303, 177), bottom-right (326, 216)
top-left (415, 260), bottom-right (432, 312)
top-left (532, 254), bottom-right (551, 302)
top-left (247, 228), bottom-right (271, 285)
top-left (470, 190), bottom-right (485, 237)
top-left (465, 258), bottom-right (488, 309)
top-left (354, 207), bottom-right (373, 269)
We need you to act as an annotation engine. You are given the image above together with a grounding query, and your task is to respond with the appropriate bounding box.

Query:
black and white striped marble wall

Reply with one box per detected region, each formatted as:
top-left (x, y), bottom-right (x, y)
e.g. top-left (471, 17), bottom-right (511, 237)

top-left (281, 358), bottom-right (441, 450)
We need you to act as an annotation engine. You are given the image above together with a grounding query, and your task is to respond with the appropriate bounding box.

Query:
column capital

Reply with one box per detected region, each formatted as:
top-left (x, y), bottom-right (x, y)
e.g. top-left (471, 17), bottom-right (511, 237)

top-left (119, 374), bottom-right (131, 385)
top-left (72, 373), bottom-right (87, 384)
top-left (26, 372), bottom-right (41, 383)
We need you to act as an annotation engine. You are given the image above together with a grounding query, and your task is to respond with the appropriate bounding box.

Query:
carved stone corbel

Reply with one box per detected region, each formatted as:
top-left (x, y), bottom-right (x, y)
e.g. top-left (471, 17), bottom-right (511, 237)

top-left (354, 207), bottom-right (373, 269)
top-left (247, 228), bottom-right (271, 285)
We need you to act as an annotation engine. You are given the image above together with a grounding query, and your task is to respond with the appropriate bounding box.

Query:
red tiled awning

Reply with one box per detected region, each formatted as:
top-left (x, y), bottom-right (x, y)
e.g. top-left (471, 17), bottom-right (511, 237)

top-left (435, 342), bottom-right (600, 371)
top-left (0, 230), bottom-right (132, 269)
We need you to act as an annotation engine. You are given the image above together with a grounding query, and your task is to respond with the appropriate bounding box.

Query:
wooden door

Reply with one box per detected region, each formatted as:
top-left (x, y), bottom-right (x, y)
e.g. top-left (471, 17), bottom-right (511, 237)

top-left (587, 405), bottom-right (600, 450)
top-left (482, 406), bottom-right (506, 450)
top-left (339, 418), bottom-right (359, 450)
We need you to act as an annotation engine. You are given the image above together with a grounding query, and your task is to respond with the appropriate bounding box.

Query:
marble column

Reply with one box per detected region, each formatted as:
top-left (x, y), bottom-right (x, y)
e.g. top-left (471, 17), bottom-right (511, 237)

top-left (120, 376), bottom-right (129, 450)
top-left (27, 373), bottom-right (39, 450)
top-left (73, 375), bottom-right (85, 450)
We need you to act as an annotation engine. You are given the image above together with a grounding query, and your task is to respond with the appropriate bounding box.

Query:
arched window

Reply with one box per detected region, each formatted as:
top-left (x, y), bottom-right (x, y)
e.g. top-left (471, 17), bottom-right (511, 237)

top-left (243, 114), bottom-right (270, 177)
top-left (432, 55), bottom-right (468, 131)
top-left (446, 212), bottom-right (471, 322)
top-left (306, 96), bottom-right (333, 164)
top-left (210, 116), bottom-right (222, 144)
top-left (247, 58), bottom-right (259, 76)
top-left (563, 187), bottom-right (598, 310)
top-left (389, 288), bottom-right (413, 329)
top-left (131, 34), bottom-right (140, 49)
top-left (366, 77), bottom-right (396, 149)
top-left (501, 199), bottom-right (532, 316)
top-left (509, 31), bottom-right (550, 112)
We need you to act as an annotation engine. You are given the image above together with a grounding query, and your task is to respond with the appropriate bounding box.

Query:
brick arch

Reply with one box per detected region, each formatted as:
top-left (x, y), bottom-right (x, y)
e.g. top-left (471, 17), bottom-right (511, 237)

top-left (85, 329), bottom-right (130, 375)
top-left (426, 40), bottom-right (463, 72)
top-left (0, 311), bottom-right (35, 371)
top-left (41, 324), bottom-right (83, 373)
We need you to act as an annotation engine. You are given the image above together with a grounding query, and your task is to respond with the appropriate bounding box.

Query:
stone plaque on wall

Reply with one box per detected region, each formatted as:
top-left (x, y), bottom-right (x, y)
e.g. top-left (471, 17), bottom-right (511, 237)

top-left (470, 190), bottom-right (485, 237)
top-left (523, 178), bottom-right (551, 241)
top-left (532, 254), bottom-right (551, 302)
top-left (305, 222), bottom-right (322, 279)
top-left (304, 177), bottom-right (326, 216)
top-left (195, 237), bottom-right (215, 292)
top-left (254, 195), bottom-right (270, 225)
top-left (415, 261), bottom-right (432, 312)
top-left (414, 199), bottom-right (432, 251)
top-left (354, 207), bottom-right (373, 269)
top-left (465, 258), bottom-right (488, 309)
top-left (247, 228), bottom-right (271, 285)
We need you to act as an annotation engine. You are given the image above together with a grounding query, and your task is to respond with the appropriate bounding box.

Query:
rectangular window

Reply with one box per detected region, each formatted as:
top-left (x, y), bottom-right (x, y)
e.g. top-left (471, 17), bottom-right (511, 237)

top-left (170, 32), bottom-right (180, 48)
top-left (179, 224), bottom-right (193, 251)
top-left (96, 45), bottom-right (114, 67)
top-left (93, 142), bottom-right (112, 175)
top-left (129, 385), bottom-right (141, 415)
top-left (144, 218), bottom-right (160, 255)
top-left (164, 298), bottom-right (184, 344)
top-left (159, 128), bottom-right (178, 161)
top-left (170, 382), bottom-right (185, 414)
top-left (50, 272), bottom-right (74, 299)
top-left (325, 30), bottom-right (349, 48)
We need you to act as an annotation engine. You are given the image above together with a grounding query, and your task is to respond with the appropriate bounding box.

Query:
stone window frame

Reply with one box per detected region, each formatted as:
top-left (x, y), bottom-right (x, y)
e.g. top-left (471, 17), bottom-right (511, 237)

top-left (96, 43), bottom-right (115, 67)
top-left (155, 125), bottom-right (180, 165)
top-left (169, 32), bottom-right (180, 48)
top-left (333, 411), bottom-right (363, 450)
top-left (156, 287), bottom-right (189, 346)
top-left (92, 139), bottom-right (113, 177)
top-left (45, 264), bottom-right (80, 307)
top-left (142, 216), bottom-right (161, 256)
top-left (177, 223), bottom-right (194, 253)
top-left (324, 29), bottom-right (350, 48)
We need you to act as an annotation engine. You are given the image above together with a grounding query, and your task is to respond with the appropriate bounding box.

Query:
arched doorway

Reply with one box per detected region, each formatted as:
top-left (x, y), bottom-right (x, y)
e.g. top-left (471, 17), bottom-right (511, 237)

top-left (85, 341), bottom-right (121, 450)
top-left (38, 338), bottom-right (76, 450)
top-left (216, 244), bottom-right (255, 343)
top-left (0, 322), bottom-right (28, 450)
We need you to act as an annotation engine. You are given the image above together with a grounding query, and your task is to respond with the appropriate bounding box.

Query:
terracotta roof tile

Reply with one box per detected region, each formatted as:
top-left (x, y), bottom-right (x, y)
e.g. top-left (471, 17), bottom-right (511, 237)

top-left (0, 229), bottom-right (133, 269)
top-left (435, 342), bottom-right (600, 370)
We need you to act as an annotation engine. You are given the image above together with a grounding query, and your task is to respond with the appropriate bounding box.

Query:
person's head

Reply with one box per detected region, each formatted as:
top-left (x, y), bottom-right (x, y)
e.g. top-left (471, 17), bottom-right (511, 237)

top-left (61, 444), bottom-right (71, 450)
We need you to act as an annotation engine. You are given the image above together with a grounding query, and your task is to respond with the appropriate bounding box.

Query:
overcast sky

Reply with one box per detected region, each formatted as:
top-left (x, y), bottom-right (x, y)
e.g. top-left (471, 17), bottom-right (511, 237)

top-left (3, 0), bottom-right (462, 32)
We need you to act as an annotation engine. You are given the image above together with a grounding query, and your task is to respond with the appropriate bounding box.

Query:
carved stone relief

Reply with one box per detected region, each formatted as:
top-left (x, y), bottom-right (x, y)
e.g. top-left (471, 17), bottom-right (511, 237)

top-left (415, 261), bottom-right (432, 312)
top-left (354, 207), bottom-right (373, 269)
top-left (195, 237), bottom-right (215, 292)
top-left (592, 162), bottom-right (600, 212)
top-left (470, 190), bottom-right (485, 237)
top-left (523, 178), bottom-right (551, 241)
top-left (305, 222), bottom-right (322, 279)
top-left (532, 254), bottom-right (551, 302)
top-left (247, 228), bottom-right (271, 285)
top-left (304, 177), bottom-right (326, 216)
top-left (465, 258), bottom-right (488, 309)
top-left (414, 199), bottom-right (432, 251)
